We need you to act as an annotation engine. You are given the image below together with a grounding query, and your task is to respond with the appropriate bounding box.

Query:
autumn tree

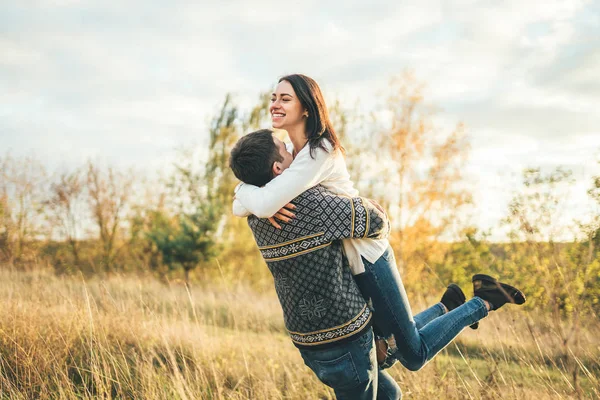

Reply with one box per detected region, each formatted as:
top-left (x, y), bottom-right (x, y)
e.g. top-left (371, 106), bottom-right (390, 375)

top-left (214, 93), bottom-right (281, 285)
top-left (44, 169), bottom-right (87, 267)
top-left (0, 153), bottom-right (47, 264)
top-left (86, 161), bottom-right (132, 273)
top-left (328, 98), bottom-right (372, 189)
top-left (205, 94), bottom-right (242, 211)
top-left (127, 176), bottom-right (168, 274)
top-left (371, 72), bottom-right (472, 290)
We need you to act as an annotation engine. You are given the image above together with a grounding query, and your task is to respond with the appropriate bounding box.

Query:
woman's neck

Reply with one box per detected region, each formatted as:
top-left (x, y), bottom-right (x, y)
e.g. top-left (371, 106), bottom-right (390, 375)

top-left (287, 125), bottom-right (308, 157)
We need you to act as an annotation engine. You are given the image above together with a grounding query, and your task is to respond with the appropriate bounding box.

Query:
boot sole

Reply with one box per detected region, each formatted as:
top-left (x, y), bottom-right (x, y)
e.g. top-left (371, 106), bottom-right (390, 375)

top-left (472, 274), bottom-right (526, 306)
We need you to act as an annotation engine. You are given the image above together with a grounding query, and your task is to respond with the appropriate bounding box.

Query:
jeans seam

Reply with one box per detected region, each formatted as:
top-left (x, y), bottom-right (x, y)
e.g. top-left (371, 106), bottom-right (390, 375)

top-left (366, 263), bottom-right (420, 356)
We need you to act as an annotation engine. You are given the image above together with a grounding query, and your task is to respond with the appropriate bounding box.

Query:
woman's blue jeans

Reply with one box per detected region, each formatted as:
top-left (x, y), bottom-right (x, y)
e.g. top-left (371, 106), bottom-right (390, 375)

top-left (355, 246), bottom-right (488, 371)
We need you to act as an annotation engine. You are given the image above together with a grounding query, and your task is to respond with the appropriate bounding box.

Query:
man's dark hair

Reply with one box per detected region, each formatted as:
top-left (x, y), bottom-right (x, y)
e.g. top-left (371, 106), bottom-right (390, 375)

top-left (229, 129), bottom-right (283, 187)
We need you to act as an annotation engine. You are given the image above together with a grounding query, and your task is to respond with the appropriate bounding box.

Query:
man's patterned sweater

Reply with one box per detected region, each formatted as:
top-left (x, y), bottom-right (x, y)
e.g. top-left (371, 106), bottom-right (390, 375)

top-left (247, 185), bottom-right (390, 349)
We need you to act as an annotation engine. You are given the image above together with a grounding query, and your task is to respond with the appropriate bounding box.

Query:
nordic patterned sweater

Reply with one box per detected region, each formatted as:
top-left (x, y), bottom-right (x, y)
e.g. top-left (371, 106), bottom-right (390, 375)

top-left (247, 185), bottom-right (391, 349)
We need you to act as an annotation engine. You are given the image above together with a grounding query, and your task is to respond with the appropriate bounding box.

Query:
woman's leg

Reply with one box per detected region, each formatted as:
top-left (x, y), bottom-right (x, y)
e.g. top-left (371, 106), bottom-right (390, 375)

top-left (413, 303), bottom-right (446, 330)
top-left (355, 277), bottom-right (445, 337)
top-left (356, 246), bottom-right (488, 371)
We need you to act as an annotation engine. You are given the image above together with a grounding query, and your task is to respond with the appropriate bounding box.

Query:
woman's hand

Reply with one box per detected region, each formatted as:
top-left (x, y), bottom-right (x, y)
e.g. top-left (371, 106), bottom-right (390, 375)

top-left (267, 203), bottom-right (296, 229)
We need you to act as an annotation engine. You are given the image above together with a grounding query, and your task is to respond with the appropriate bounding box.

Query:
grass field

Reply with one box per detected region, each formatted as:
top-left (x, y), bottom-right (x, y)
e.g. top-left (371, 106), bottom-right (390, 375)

top-left (0, 267), bottom-right (598, 399)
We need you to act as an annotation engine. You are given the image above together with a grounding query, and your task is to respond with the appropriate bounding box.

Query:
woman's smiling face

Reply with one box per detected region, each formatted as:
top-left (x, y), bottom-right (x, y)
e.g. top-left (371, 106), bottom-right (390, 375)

top-left (270, 80), bottom-right (306, 130)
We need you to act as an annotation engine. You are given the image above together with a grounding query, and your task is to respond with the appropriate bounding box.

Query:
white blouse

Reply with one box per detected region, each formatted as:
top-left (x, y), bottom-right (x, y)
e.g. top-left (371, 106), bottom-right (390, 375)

top-left (233, 140), bottom-right (388, 275)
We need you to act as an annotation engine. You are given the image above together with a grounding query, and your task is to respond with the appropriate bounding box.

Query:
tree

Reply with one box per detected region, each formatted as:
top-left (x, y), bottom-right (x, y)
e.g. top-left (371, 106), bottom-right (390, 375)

top-left (328, 97), bottom-right (371, 191)
top-left (44, 169), bottom-right (87, 267)
top-left (127, 176), bottom-right (168, 274)
top-left (148, 159), bottom-right (221, 286)
top-left (217, 92), bottom-right (282, 285)
top-left (148, 95), bottom-right (239, 285)
top-left (0, 153), bottom-right (47, 264)
top-left (371, 72), bottom-right (472, 290)
top-left (148, 206), bottom-right (218, 286)
top-left (205, 94), bottom-right (241, 211)
top-left (86, 161), bottom-right (132, 273)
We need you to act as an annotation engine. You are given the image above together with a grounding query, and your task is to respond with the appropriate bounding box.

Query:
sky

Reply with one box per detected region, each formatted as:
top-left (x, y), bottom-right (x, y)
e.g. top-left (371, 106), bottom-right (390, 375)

top-left (1, 0), bottom-right (600, 238)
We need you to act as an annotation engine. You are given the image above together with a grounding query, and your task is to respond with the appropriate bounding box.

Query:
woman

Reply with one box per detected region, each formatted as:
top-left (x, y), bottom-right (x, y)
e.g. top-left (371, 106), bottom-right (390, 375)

top-left (233, 74), bottom-right (525, 391)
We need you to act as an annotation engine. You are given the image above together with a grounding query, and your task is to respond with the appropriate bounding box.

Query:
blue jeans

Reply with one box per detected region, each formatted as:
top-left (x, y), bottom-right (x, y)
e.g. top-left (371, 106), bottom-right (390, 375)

top-left (299, 329), bottom-right (402, 400)
top-left (355, 246), bottom-right (488, 371)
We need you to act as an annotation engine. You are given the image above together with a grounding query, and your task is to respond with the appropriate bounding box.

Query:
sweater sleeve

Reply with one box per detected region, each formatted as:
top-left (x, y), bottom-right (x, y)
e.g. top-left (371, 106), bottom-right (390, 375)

top-left (315, 191), bottom-right (391, 242)
top-left (233, 144), bottom-right (335, 219)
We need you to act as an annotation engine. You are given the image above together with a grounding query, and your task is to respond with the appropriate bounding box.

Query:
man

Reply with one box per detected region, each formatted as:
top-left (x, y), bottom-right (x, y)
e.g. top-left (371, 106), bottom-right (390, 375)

top-left (229, 129), bottom-right (401, 399)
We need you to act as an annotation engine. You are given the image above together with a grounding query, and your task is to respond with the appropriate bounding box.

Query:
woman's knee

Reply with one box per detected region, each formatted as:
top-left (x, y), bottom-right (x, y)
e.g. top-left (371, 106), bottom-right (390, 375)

top-left (396, 354), bottom-right (426, 371)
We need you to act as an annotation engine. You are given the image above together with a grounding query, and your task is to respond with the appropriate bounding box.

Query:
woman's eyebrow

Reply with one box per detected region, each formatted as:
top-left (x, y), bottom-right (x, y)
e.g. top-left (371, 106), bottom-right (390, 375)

top-left (272, 93), bottom-right (293, 97)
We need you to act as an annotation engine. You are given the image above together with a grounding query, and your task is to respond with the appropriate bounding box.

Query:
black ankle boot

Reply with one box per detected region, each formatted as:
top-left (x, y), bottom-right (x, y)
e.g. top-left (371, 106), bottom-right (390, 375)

top-left (441, 283), bottom-right (478, 329)
top-left (472, 274), bottom-right (526, 310)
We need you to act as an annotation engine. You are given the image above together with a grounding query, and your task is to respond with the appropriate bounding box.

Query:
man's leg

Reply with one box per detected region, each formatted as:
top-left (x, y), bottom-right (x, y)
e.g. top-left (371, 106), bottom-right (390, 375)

top-left (376, 370), bottom-right (402, 400)
top-left (299, 329), bottom-right (395, 400)
top-left (357, 246), bottom-right (489, 371)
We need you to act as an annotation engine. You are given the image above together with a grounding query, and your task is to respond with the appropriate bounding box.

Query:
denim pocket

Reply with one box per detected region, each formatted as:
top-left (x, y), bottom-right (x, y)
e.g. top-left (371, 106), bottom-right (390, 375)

top-left (313, 352), bottom-right (360, 390)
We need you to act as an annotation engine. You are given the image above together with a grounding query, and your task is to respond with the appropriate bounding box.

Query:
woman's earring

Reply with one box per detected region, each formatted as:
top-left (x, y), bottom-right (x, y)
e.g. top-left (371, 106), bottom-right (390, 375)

top-left (303, 112), bottom-right (309, 118)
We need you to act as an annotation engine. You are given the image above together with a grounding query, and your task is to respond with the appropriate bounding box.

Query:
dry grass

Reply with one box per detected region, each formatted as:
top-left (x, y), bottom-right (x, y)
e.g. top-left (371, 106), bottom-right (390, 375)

top-left (0, 267), bottom-right (598, 399)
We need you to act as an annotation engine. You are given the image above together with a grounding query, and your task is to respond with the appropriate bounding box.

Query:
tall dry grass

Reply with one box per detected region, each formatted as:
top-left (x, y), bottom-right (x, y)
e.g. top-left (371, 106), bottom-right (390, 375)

top-left (0, 266), bottom-right (598, 399)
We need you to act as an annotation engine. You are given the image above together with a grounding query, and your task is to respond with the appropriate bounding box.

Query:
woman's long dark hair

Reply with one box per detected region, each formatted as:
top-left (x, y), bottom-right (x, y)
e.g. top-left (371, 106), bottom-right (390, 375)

top-left (278, 74), bottom-right (344, 158)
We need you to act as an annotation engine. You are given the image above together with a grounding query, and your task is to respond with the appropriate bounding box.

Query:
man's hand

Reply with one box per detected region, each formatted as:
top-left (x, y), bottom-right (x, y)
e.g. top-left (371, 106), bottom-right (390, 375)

top-left (267, 203), bottom-right (296, 229)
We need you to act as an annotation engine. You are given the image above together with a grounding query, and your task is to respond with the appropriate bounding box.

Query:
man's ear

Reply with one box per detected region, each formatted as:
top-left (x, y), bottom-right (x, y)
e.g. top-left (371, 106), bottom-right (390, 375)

top-left (272, 161), bottom-right (283, 176)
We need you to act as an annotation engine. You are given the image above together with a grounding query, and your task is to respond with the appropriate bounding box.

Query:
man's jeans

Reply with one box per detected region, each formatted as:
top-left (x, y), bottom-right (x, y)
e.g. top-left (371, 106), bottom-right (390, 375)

top-left (297, 300), bottom-right (465, 399)
top-left (299, 329), bottom-right (402, 400)
top-left (355, 246), bottom-right (489, 371)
